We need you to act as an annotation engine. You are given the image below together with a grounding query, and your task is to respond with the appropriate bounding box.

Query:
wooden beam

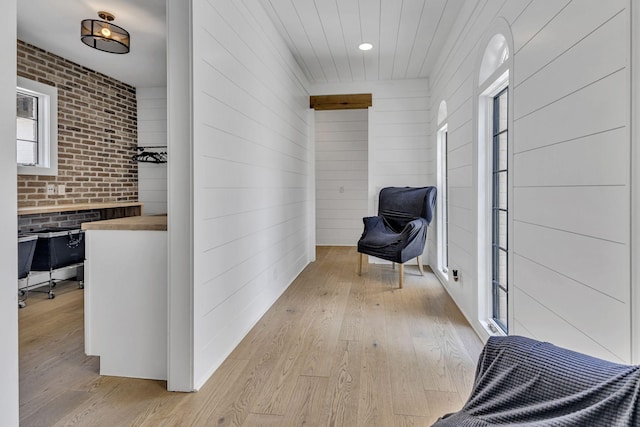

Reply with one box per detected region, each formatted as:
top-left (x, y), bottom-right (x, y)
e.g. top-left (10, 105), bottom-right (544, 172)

top-left (310, 93), bottom-right (372, 110)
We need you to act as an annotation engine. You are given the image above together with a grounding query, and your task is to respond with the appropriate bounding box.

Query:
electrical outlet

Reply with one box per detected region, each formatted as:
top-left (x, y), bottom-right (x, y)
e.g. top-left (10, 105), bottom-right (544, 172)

top-left (46, 184), bottom-right (56, 195)
top-left (58, 184), bottom-right (66, 195)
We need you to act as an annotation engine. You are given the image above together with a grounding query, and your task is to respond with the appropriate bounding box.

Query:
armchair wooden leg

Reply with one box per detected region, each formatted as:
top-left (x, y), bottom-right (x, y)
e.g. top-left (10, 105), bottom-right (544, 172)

top-left (392, 262), bottom-right (395, 270)
top-left (417, 256), bottom-right (424, 276)
top-left (398, 264), bottom-right (404, 289)
top-left (357, 253), bottom-right (363, 275)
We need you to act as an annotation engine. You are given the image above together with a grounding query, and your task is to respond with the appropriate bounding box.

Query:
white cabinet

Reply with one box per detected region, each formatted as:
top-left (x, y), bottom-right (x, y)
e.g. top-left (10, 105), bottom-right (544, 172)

top-left (83, 218), bottom-right (167, 380)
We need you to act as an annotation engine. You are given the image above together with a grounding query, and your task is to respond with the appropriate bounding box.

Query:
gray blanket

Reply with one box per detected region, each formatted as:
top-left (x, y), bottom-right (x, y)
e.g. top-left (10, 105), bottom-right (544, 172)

top-left (432, 336), bottom-right (640, 426)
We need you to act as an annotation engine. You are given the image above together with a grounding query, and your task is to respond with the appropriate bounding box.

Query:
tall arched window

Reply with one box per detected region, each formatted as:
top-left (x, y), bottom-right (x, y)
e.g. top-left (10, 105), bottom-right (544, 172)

top-left (436, 100), bottom-right (449, 278)
top-left (476, 20), bottom-right (513, 335)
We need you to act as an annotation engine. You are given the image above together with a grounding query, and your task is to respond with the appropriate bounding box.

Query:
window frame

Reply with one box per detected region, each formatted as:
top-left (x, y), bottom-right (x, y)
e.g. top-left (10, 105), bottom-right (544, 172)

top-left (17, 76), bottom-right (58, 176)
top-left (475, 20), bottom-right (514, 339)
top-left (436, 123), bottom-right (449, 278)
top-left (491, 87), bottom-right (509, 333)
top-left (478, 68), bottom-right (510, 337)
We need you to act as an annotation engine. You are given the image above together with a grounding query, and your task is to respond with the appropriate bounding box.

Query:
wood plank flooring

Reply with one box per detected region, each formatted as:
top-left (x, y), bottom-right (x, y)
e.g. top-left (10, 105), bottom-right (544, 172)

top-left (19, 246), bottom-right (483, 427)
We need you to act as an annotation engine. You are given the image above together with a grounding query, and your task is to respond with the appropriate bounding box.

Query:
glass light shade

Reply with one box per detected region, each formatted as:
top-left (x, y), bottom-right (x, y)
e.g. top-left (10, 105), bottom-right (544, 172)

top-left (81, 19), bottom-right (130, 54)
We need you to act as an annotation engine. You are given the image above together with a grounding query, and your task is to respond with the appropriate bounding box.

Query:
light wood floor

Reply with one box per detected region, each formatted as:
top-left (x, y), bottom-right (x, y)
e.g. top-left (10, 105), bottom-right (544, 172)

top-left (19, 246), bottom-right (483, 427)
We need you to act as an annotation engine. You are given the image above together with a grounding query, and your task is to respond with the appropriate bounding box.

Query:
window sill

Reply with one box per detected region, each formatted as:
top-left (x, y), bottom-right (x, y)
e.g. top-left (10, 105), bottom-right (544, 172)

top-left (18, 164), bottom-right (58, 176)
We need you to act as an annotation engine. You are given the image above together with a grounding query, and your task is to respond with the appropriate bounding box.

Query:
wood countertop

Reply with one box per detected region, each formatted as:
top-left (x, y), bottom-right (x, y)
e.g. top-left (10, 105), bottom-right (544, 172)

top-left (19, 201), bottom-right (143, 216)
top-left (81, 215), bottom-right (167, 231)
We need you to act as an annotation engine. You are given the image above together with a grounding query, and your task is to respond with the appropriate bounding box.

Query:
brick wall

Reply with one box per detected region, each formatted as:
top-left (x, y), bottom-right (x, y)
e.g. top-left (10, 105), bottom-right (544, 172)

top-left (16, 40), bottom-right (138, 208)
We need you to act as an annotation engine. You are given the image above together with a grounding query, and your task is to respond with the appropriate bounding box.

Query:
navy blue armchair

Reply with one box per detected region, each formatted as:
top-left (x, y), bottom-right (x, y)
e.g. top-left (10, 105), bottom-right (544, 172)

top-left (357, 186), bottom-right (437, 288)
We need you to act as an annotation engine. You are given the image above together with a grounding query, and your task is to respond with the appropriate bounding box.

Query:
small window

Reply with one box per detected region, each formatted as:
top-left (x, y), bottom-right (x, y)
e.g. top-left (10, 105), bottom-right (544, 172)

top-left (16, 77), bottom-right (58, 176)
top-left (476, 20), bottom-right (513, 337)
top-left (437, 125), bottom-right (449, 276)
top-left (491, 87), bottom-right (509, 333)
top-left (436, 100), bottom-right (449, 278)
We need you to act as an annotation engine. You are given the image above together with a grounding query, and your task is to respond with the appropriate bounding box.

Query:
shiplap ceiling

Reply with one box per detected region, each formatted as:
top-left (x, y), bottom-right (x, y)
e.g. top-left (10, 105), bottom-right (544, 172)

top-left (16, 0), bottom-right (464, 88)
top-left (261, 0), bottom-right (466, 84)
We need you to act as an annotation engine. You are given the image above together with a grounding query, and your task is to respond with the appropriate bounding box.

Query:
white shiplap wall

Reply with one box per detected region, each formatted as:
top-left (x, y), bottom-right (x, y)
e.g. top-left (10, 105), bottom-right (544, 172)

top-left (137, 87), bottom-right (167, 215)
top-left (191, 0), bottom-right (312, 387)
top-left (429, 0), bottom-right (631, 363)
top-left (311, 79), bottom-right (433, 261)
top-left (315, 109), bottom-right (368, 246)
top-left (0, 0), bottom-right (18, 423)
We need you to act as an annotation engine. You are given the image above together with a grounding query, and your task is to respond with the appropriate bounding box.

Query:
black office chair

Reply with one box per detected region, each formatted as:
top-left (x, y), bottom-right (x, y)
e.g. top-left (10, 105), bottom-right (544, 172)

top-left (18, 234), bottom-right (38, 308)
top-left (357, 186), bottom-right (436, 288)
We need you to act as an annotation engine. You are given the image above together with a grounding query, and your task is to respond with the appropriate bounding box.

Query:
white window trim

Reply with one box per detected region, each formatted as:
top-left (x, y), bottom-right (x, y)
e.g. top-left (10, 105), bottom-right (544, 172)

top-left (17, 76), bottom-right (58, 176)
top-left (474, 18), bottom-right (514, 338)
top-left (436, 123), bottom-right (449, 279)
top-left (477, 69), bottom-right (509, 331)
top-left (478, 70), bottom-right (509, 337)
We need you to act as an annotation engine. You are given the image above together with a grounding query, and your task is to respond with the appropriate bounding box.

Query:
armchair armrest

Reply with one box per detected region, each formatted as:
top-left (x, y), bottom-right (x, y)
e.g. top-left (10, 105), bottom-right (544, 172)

top-left (395, 217), bottom-right (427, 242)
top-left (362, 215), bottom-right (386, 234)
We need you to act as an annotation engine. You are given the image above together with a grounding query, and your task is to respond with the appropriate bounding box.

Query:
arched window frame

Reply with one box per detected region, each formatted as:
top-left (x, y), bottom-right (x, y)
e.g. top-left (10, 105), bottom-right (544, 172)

top-left (474, 18), bottom-right (514, 336)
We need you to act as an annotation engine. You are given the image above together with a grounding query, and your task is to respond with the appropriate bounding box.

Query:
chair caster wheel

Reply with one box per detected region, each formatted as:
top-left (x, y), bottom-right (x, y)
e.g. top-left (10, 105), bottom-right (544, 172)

top-left (18, 301), bottom-right (26, 309)
top-left (19, 290), bottom-right (26, 296)
top-left (48, 292), bottom-right (55, 300)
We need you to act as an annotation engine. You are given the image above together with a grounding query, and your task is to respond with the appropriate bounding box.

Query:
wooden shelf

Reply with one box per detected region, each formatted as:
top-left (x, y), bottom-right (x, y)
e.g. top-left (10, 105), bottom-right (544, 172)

top-left (18, 202), bottom-right (143, 216)
top-left (81, 215), bottom-right (167, 231)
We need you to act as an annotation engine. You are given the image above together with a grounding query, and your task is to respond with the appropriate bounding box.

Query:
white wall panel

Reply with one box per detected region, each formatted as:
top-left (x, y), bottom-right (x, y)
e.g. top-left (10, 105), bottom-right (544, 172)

top-left (514, 288), bottom-right (625, 363)
top-left (498, 0), bottom-right (531, 25)
top-left (449, 205), bottom-right (473, 234)
top-left (514, 11), bottom-right (626, 119)
top-left (0, 0), bottom-right (17, 422)
top-left (510, 0), bottom-right (571, 52)
top-left (200, 187), bottom-right (306, 220)
top-left (315, 108), bottom-right (368, 246)
top-left (447, 165), bottom-right (472, 189)
top-left (137, 87), bottom-right (168, 215)
top-left (514, 186), bottom-right (629, 243)
top-left (191, 0), bottom-right (311, 387)
top-left (515, 255), bottom-right (630, 361)
top-left (446, 77), bottom-right (472, 115)
top-left (429, 0), bottom-right (632, 362)
top-left (315, 197), bottom-right (368, 210)
top-left (448, 224), bottom-right (473, 260)
top-left (430, 1), bottom-right (492, 92)
top-left (449, 187), bottom-right (473, 211)
top-left (448, 120), bottom-right (472, 152)
top-left (514, 0), bottom-right (626, 84)
top-left (375, 122), bottom-right (429, 137)
top-left (448, 142), bottom-right (472, 171)
top-left (316, 170), bottom-right (369, 182)
top-left (514, 221), bottom-right (628, 305)
top-left (375, 97), bottom-right (431, 111)
top-left (514, 70), bottom-right (626, 154)
top-left (376, 110), bottom-right (430, 124)
top-left (514, 128), bottom-right (627, 187)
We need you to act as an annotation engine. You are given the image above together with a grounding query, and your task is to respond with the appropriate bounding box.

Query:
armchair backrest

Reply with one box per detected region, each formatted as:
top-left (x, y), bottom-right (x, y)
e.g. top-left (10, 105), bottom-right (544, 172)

top-left (378, 186), bottom-right (437, 231)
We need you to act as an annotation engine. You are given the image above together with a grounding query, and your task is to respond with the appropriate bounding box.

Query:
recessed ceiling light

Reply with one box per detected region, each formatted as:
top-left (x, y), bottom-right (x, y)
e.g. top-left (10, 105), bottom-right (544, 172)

top-left (358, 42), bottom-right (373, 51)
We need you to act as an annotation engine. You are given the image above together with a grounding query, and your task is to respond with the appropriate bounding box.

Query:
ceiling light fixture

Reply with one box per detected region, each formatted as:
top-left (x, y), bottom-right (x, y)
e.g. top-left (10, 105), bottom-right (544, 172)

top-left (81, 11), bottom-right (130, 54)
top-left (358, 42), bottom-right (373, 51)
